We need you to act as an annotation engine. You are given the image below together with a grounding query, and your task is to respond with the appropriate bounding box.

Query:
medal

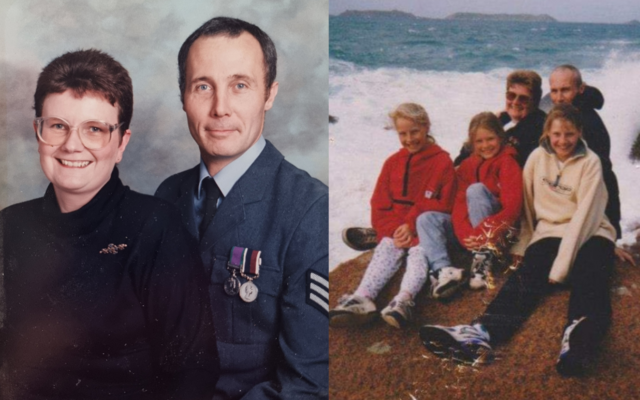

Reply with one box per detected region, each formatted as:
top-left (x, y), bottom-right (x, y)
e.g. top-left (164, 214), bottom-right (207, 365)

top-left (224, 273), bottom-right (241, 295)
top-left (239, 281), bottom-right (259, 302)
top-left (228, 246), bottom-right (262, 301)
top-left (226, 247), bottom-right (246, 297)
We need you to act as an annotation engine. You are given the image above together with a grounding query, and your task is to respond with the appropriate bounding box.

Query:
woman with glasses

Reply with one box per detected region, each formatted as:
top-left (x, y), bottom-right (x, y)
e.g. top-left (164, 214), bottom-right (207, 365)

top-left (0, 49), bottom-right (219, 399)
top-left (454, 70), bottom-right (546, 167)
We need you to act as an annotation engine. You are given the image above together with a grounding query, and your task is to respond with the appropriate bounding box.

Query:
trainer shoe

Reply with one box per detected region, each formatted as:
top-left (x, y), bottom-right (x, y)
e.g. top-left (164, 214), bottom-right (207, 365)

top-left (556, 317), bottom-right (597, 376)
top-left (430, 267), bottom-right (465, 299)
top-left (469, 251), bottom-right (493, 290)
top-left (342, 227), bottom-right (378, 251)
top-left (381, 298), bottom-right (415, 329)
top-left (329, 294), bottom-right (377, 327)
top-left (420, 324), bottom-right (494, 365)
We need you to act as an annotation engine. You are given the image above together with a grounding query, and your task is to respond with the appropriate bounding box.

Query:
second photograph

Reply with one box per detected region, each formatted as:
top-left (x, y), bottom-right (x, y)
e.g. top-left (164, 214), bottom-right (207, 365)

top-left (329, 1), bottom-right (640, 399)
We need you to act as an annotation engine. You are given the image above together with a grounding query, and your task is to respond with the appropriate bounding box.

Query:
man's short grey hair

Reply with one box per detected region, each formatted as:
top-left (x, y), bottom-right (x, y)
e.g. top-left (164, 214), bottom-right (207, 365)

top-left (552, 64), bottom-right (583, 88)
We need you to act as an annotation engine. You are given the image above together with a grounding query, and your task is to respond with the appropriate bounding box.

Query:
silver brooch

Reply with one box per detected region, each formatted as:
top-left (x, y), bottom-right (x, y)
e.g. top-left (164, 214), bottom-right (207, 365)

top-left (99, 243), bottom-right (128, 254)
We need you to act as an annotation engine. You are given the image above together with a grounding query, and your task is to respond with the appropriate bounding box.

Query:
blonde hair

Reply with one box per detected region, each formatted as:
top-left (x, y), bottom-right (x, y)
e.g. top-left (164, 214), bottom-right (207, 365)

top-left (465, 112), bottom-right (506, 153)
top-left (540, 104), bottom-right (583, 144)
top-left (388, 103), bottom-right (435, 143)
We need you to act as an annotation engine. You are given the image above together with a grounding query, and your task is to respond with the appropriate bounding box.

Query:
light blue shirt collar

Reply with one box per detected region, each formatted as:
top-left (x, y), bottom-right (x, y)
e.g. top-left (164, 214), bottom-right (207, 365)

top-left (196, 135), bottom-right (266, 200)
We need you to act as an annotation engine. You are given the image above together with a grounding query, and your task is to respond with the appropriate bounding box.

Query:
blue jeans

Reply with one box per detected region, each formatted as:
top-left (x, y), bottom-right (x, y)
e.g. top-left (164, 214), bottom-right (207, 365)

top-left (467, 183), bottom-right (501, 228)
top-left (416, 211), bottom-right (454, 273)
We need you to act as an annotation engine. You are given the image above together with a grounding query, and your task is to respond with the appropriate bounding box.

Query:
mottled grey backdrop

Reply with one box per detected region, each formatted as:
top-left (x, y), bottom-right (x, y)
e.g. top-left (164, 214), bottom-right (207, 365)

top-left (0, 0), bottom-right (328, 208)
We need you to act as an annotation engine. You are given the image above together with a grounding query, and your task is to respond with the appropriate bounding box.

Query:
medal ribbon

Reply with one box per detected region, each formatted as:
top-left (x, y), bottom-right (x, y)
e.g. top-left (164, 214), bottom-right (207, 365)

top-left (240, 249), bottom-right (261, 279)
top-left (229, 246), bottom-right (247, 268)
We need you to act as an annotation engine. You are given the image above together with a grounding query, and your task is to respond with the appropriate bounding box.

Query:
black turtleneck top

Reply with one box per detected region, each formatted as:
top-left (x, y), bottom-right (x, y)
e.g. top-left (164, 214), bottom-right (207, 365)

top-left (0, 168), bottom-right (219, 399)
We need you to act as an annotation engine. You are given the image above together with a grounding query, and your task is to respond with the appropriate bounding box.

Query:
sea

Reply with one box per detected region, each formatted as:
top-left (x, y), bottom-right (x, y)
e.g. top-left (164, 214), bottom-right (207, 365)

top-left (329, 14), bottom-right (640, 269)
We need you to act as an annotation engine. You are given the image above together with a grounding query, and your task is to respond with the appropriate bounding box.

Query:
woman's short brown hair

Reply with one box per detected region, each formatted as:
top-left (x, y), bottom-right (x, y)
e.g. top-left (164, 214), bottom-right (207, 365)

top-left (506, 70), bottom-right (542, 109)
top-left (33, 49), bottom-right (133, 133)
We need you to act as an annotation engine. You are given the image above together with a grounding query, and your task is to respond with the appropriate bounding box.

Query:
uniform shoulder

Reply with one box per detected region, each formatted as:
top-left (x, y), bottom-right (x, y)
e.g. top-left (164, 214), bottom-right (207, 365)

top-left (121, 189), bottom-right (185, 229)
top-left (278, 159), bottom-right (328, 201)
top-left (155, 166), bottom-right (198, 202)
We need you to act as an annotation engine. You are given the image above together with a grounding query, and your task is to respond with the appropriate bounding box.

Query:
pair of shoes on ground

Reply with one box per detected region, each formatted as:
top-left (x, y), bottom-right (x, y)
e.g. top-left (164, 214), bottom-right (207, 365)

top-left (420, 316), bottom-right (598, 374)
top-left (329, 294), bottom-right (414, 329)
top-left (429, 250), bottom-right (495, 298)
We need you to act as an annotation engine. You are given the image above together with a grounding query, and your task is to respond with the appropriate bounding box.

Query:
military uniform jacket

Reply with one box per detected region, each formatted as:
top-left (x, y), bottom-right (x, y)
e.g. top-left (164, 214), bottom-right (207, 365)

top-left (155, 140), bottom-right (329, 400)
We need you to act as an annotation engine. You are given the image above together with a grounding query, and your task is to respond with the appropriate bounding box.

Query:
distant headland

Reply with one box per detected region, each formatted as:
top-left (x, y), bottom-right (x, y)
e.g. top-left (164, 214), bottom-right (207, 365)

top-left (337, 10), bottom-right (557, 22)
top-left (338, 10), bottom-right (426, 19)
top-left (446, 12), bottom-right (556, 22)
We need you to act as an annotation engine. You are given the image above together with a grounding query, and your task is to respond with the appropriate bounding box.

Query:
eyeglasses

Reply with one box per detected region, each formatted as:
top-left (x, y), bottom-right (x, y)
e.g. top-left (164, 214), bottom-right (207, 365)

top-left (505, 91), bottom-right (531, 104)
top-left (34, 117), bottom-right (121, 150)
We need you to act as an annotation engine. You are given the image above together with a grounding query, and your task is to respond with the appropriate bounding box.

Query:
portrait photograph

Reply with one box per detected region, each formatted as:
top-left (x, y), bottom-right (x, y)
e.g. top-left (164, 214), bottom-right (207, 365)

top-left (0, 0), bottom-right (328, 398)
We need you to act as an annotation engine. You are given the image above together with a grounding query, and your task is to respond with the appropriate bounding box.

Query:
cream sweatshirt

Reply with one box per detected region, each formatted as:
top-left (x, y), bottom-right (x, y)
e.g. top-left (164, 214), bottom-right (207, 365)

top-left (511, 139), bottom-right (616, 283)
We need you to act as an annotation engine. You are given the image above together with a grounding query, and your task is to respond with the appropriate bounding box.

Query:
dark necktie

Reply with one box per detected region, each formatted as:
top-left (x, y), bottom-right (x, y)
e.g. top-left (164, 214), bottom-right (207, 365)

top-left (200, 177), bottom-right (221, 237)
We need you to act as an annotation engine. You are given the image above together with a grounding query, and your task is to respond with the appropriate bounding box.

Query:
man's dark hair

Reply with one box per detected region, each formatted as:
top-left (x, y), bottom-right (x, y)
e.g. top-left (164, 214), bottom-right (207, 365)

top-left (34, 49), bottom-right (133, 133)
top-left (178, 16), bottom-right (277, 102)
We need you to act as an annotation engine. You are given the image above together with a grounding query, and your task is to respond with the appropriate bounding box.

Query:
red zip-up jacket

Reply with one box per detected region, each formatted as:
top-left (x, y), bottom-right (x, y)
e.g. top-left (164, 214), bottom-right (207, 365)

top-left (371, 144), bottom-right (456, 246)
top-left (452, 145), bottom-right (523, 250)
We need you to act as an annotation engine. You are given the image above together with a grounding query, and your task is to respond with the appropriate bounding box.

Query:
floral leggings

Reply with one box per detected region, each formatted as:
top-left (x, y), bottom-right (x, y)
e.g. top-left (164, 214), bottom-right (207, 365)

top-left (354, 237), bottom-right (428, 301)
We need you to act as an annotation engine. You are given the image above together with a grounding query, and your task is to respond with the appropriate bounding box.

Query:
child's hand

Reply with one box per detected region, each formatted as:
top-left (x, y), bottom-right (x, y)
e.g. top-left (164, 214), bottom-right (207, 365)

top-left (463, 236), bottom-right (485, 250)
top-left (393, 224), bottom-right (413, 248)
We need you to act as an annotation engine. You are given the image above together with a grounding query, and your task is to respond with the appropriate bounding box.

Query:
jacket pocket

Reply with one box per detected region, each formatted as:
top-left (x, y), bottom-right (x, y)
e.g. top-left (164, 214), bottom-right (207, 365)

top-left (210, 255), bottom-right (282, 344)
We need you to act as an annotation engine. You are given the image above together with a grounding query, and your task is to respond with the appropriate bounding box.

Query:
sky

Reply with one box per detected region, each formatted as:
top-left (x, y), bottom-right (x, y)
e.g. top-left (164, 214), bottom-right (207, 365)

top-left (329, 0), bottom-right (640, 24)
top-left (0, 0), bottom-right (328, 208)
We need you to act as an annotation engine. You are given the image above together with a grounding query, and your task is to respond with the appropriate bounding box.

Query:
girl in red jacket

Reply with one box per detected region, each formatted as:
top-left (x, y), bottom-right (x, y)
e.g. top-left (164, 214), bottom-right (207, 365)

top-left (330, 103), bottom-right (456, 329)
top-left (452, 112), bottom-right (523, 290)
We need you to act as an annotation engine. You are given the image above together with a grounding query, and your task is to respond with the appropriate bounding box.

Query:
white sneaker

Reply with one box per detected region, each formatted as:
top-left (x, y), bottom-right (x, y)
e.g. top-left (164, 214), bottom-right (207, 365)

top-left (381, 298), bottom-right (415, 329)
top-left (420, 324), bottom-right (494, 365)
top-left (329, 294), bottom-right (377, 327)
top-left (469, 251), bottom-right (493, 290)
top-left (430, 267), bottom-right (465, 299)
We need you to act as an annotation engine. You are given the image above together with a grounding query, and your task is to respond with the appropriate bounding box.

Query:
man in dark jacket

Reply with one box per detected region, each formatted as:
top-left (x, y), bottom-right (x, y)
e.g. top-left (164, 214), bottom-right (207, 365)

top-left (549, 64), bottom-right (633, 264)
top-left (155, 17), bottom-right (328, 400)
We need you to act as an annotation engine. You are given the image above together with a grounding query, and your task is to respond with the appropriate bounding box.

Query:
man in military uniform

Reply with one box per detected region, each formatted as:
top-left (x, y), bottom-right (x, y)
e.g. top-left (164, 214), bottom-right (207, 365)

top-left (156, 17), bottom-right (328, 399)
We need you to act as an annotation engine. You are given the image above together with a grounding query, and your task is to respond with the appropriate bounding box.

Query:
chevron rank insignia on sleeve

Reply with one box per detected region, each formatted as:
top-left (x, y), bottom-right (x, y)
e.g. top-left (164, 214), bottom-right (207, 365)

top-left (306, 270), bottom-right (329, 317)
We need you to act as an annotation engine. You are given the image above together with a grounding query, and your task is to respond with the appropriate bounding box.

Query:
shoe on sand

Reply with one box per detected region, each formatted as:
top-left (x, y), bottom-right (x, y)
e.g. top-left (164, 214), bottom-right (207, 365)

top-left (342, 227), bottom-right (378, 251)
top-left (329, 294), bottom-right (377, 327)
top-left (420, 323), bottom-right (494, 365)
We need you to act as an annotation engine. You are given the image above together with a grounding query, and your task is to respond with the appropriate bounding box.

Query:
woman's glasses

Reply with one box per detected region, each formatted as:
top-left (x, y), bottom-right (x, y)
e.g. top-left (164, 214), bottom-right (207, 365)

top-left (34, 117), bottom-right (121, 150)
top-left (505, 91), bottom-right (531, 105)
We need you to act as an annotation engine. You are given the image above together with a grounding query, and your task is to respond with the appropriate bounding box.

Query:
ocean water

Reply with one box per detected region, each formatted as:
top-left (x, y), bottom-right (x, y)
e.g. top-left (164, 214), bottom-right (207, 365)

top-left (329, 14), bottom-right (640, 269)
